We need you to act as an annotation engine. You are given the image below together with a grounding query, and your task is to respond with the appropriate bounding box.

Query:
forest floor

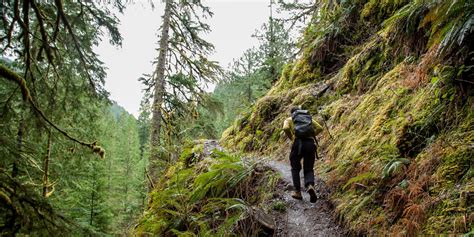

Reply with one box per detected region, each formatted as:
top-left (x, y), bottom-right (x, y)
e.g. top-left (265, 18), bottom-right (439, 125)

top-left (204, 140), bottom-right (345, 236)
top-left (267, 159), bottom-right (345, 237)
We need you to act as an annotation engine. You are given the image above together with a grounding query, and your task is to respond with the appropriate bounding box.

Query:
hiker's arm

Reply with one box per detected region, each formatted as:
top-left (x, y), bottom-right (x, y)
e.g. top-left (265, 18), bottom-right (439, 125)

top-left (283, 118), bottom-right (294, 141)
top-left (312, 119), bottom-right (323, 135)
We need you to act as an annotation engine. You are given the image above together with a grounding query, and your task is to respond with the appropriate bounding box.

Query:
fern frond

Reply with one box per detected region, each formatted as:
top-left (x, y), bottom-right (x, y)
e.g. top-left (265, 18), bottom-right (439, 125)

top-left (382, 158), bottom-right (410, 180)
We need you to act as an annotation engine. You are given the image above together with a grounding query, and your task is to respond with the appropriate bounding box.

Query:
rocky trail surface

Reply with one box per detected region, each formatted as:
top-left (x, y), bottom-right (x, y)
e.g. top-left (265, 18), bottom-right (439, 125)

top-left (268, 159), bottom-right (345, 237)
top-left (203, 140), bottom-right (346, 236)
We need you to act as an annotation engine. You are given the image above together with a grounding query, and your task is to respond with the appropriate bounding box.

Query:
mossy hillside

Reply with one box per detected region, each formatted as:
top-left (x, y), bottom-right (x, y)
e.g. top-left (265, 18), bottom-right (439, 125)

top-left (220, 0), bottom-right (413, 156)
top-left (221, 0), bottom-right (473, 235)
top-left (134, 141), bottom-right (280, 236)
top-left (221, 0), bottom-right (405, 157)
top-left (321, 61), bottom-right (473, 235)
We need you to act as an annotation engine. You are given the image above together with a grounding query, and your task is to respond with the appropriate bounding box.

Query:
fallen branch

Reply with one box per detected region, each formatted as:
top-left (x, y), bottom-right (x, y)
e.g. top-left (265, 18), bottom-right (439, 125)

top-left (322, 118), bottom-right (334, 141)
top-left (144, 168), bottom-right (155, 189)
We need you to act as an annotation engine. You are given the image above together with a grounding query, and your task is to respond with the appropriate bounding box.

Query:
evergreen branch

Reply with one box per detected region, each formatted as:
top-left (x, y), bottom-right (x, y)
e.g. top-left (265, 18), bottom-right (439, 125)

top-left (277, 0), bottom-right (317, 30)
top-left (0, 64), bottom-right (105, 159)
top-left (51, 2), bottom-right (61, 42)
top-left (22, 0), bottom-right (31, 78)
top-left (167, 81), bottom-right (193, 102)
top-left (1, 0), bottom-right (16, 51)
top-left (0, 0), bottom-right (8, 27)
top-left (1, 87), bottom-right (19, 116)
top-left (54, 0), bottom-right (96, 93)
top-left (30, 0), bottom-right (55, 65)
top-left (83, 2), bottom-right (122, 45)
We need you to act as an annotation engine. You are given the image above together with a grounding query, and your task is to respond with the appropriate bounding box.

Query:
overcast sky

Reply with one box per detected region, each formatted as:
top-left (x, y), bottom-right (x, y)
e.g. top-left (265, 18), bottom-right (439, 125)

top-left (95, 0), bottom-right (276, 117)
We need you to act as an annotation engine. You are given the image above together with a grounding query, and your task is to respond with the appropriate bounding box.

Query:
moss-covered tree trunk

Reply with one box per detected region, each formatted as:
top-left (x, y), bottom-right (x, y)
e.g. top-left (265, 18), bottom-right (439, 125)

top-left (149, 0), bottom-right (171, 186)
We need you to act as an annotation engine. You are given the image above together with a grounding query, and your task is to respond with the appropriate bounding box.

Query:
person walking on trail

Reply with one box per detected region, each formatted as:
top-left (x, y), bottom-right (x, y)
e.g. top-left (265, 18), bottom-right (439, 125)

top-left (283, 106), bottom-right (323, 203)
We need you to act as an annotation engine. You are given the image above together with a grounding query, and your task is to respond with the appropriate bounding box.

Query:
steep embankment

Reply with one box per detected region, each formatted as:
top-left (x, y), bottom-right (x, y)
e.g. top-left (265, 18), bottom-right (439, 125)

top-left (134, 140), bottom-right (280, 236)
top-left (135, 140), bottom-right (346, 236)
top-left (221, 1), bottom-right (473, 235)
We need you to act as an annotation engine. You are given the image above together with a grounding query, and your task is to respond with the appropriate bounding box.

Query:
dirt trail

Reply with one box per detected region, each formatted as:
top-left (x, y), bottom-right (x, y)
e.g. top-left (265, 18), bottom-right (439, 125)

top-left (267, 159), bottom-right (345, 237)
top-left (203, 140), bottom-right (345, 236)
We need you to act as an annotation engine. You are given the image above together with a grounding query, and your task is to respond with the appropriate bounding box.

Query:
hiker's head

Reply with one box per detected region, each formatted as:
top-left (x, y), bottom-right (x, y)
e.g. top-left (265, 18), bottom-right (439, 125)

top-left (290, 106), bottom-right (301, 115)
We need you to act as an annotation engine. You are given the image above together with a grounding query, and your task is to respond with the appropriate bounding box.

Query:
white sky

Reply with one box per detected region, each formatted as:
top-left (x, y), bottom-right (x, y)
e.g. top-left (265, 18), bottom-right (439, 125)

top-left (96, 0), bottom-right (275, 117)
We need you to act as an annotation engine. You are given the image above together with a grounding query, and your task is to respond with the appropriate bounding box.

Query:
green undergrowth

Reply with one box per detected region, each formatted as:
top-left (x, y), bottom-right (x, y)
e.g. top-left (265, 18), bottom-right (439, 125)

top-left (221, 0), bottom-right (473, 235)
top-left (134, 141), bottom-right (279, 236)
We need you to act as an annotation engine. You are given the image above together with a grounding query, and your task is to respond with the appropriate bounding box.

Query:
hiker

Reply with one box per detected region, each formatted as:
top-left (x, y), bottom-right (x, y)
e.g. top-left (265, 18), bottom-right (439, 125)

top-left (283, 106), bottom-right (323, 203)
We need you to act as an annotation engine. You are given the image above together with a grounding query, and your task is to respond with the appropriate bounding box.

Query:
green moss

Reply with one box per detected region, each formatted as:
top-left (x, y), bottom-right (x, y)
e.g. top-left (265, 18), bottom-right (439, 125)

top-left (336, 37), bottom-right (393, 94)
top-left (361, 0), bottom-right (409, 23)
top-left (270, 62), bottom-right (294, 94)
top-left (218, 2), bottom-right (474, 235)
top-left (343, 172), bottom-right (376, 190)
top-left (290, 60), bottom-right (321, 86)
top-left (135, 142), bottom-right (279, 236)
top-left (271, 200), bottom-right (286, 212)
top-left (436, 147), bottom-right (473, 185)
top-left (270, 128), bottom-right (281, 142)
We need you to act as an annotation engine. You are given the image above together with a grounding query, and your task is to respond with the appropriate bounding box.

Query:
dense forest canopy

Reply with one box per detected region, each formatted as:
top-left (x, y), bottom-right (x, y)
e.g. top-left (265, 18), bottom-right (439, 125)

top-left (0, 0), bottom-right (145, 234)
top-left (1, 0), bottom-right (473, 236)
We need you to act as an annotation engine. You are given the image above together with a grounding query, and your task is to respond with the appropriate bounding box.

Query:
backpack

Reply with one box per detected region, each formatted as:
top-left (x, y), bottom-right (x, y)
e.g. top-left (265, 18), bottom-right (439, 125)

top-left (291, 110), bottom-right (315, 138)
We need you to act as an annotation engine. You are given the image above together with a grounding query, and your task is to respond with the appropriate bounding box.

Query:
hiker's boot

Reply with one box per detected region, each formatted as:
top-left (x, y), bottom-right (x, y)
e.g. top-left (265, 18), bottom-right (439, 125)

top-left (307, 185), bottom-right (317, 203)
top-left (291, 190), bottom-right (303, 200)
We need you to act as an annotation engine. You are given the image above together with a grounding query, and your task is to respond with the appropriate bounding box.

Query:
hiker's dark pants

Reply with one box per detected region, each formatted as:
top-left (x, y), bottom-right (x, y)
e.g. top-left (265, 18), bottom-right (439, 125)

top-left (289, 138), bottom-right (316, 191)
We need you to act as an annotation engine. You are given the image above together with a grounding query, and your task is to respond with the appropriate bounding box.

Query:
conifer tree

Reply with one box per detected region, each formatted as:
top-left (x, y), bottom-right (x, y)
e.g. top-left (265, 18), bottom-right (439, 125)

top-left (0, 1), bottom-right (145, 234)
top-left (211, 1), bottom-right (295, 135)
top-left (147, 0), bottom-right (221, 182)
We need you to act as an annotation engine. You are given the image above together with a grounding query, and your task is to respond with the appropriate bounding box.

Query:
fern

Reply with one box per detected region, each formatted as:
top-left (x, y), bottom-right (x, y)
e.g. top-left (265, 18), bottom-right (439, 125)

top-left (435, 0), bottom-right (473, 49)
top-left (136, 143), bottom-right (277, 236)
top-left (343, 171), bottom-right (376, 190)
top-left (190, 155), bottom-right (248, 202)
top-left (384, 0), bottom-right (474, 56)
top-left (382, 158), bottom-right (410, 180)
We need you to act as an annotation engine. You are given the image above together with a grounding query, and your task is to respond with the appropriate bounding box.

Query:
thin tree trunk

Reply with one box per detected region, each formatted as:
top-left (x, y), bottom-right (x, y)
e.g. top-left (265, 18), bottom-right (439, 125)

top-left (12, 119), bottom-right (24, 178)
top-left (90, 170), bottom-right (96, 227)
top-left (149, 0), bottom-right (172, 185)
top-left (247, 84), bottom-right (252, 103)
top-left (269, 0), bottom-right (277, 81)
top-left (42, 131), bottom-right (52, 197)
top-left (124, 138), bottom-right (131, 214)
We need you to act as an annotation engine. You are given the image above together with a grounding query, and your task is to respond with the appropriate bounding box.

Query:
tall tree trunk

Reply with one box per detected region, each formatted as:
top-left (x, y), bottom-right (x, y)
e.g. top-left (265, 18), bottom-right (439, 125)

top-left (12, 119), bottom-right (24, 179)
top-left (149, 0), bottom-right (172, 185)
top-left (268, 0), bottom-right (277, 81)
top-left (42, 131), bottom-right (52, 197)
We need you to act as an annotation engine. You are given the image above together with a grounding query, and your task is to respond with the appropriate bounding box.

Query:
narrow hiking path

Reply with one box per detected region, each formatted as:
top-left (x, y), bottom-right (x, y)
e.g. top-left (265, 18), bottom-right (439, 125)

top-left (267, 159), bottom-right (345, 237)
top-left (203, 140), bottom-right (345, 236)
